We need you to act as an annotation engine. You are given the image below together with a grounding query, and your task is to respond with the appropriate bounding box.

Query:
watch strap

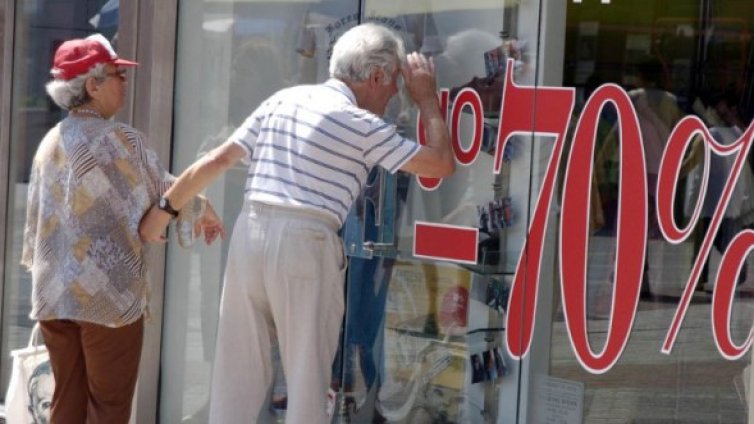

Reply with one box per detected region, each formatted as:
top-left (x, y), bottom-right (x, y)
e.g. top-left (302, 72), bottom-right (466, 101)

top-left (159, 196), bottom-right (179, 218)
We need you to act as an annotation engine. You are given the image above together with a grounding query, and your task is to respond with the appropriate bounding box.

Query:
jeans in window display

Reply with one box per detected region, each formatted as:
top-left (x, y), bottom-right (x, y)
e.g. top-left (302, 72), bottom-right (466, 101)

top-left (333, 172), bottom-right (410, 400)
top-left (333, 209), bottom-right (391, 395)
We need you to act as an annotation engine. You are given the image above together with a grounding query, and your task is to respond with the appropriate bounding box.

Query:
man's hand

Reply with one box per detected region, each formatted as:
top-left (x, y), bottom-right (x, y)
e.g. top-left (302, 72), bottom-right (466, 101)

top-left (402, 52), bottom-right (438, 106)
top-left (195, 202), bottom-right (225, 245)
top-left (139, 205), bottom-right (172, 243)
top-left (397, 52), bottom-right (455, 178)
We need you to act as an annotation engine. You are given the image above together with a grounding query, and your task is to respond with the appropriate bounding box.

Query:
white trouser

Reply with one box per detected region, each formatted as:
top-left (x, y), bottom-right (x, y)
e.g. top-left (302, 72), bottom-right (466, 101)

top-left (208, 202), bottom-right (346, 424)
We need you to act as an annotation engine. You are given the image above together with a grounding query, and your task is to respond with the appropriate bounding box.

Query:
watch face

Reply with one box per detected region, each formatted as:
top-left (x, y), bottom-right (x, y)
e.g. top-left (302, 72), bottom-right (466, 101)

top-left (159, 197), bottom-right (177, 216)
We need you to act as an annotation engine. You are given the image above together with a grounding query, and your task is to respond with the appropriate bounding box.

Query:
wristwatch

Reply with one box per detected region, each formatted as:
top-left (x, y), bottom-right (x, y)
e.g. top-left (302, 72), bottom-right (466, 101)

top-left (158, 196), bottom-right (179, 218)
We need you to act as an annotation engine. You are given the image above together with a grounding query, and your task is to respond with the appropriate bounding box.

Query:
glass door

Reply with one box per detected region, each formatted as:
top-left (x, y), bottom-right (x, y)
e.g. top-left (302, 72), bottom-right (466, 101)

top-left (548, 0), bottom-right (754, 422)
top-left (336, 1), bottom-right (548, 422)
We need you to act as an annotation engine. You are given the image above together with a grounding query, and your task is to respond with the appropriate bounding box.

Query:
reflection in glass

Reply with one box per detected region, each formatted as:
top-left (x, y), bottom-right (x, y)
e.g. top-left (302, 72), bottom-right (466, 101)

top-left (556, 0), bottom-right (754, 421)
top-left (337, 1), bottom-right (534, 423)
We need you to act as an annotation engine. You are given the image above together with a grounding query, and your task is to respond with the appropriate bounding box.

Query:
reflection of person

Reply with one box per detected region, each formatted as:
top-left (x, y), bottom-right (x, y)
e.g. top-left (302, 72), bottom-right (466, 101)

top-left (139, 23), bottom-right (454, 423)
top-left (471, 354), bottom-right (484, 383)
top-left (690, 91), bottom-right (754, 287)
top-left (493, 346), bottom-right (506, 378)
top-left (483, 350), bottom-right (496, 381)
top-left (598, 57), bottom-right (683, 298)
top-left (27, 361), bottom-right (53, 424)
top-left (21, 34), bottom-right (222, 423)
top-left (194, 36), bottom-right (288, 361)
top-left (182, 37), bottom-right (288, 424)
top-left (631, 59), bottom-right (684, 297)
top-left (630, 58), bottom-right (684, 237)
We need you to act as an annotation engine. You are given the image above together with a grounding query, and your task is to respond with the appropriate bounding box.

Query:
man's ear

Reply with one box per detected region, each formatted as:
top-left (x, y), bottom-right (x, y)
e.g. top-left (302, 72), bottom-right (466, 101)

top-left (369, 67), bottom-right (384, 87)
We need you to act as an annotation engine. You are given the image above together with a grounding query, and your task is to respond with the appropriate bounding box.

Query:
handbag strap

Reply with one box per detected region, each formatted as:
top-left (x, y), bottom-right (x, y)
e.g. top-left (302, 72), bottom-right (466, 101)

top-left (27, 322), bottom-right (44, 349)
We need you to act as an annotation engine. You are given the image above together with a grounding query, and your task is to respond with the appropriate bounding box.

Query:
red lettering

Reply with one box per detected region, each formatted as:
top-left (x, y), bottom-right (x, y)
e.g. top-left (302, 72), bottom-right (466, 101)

top-left (411, 60), bottom-right (754, 370)
top-left (450, 88), bottom-right (483, 165)
top-left (560, 84), bottom-right (646, 372)
top-left (659, 118), bottom-right (754, 353)
top-left (498, 60), bottom-right (575, 359)
top-left (656, 118), bottom-right (709, 242)
top-left (712, 230), bottom-right (754, 359)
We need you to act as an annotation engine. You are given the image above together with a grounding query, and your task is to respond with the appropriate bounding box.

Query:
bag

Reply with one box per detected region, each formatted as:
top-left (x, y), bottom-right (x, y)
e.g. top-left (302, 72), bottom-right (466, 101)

top-left (5, 323), bottom-right (54, 424)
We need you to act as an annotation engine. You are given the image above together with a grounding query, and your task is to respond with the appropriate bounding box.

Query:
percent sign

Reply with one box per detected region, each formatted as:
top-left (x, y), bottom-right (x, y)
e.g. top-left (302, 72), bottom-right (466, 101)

top-left (657, 117), bottom-right (754, 358)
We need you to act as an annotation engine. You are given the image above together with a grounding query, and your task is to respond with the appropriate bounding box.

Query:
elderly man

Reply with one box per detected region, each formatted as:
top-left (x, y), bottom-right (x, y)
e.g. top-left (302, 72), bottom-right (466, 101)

top-left (139, 23), bottom-right (454, 423)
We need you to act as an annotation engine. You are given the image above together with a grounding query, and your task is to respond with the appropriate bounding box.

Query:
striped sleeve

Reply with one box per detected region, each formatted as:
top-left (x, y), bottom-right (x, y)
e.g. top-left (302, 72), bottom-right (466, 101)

top-left (362, 119), bottom-right (420, 174)
top-left (228, 104), bottom-right (266, 161)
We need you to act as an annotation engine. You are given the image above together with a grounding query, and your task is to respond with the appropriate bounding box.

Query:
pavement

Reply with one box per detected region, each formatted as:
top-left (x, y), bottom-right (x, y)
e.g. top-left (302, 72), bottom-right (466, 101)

top-left (549, 237), bottom-right (754, 424)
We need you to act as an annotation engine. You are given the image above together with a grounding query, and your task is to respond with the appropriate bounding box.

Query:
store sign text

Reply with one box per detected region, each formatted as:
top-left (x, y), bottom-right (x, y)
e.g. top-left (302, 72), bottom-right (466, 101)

top-left (417, 59), bottom-right (754, 374)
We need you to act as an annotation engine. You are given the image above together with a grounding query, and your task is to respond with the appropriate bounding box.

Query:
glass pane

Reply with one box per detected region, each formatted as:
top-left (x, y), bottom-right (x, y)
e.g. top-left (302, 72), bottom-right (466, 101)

top-left (337, 1), bottom-right (542, 422)
top-left (163, 1), bottom-right (360, 422)
top-left (1, 0), bottom-right (117, 402)
top-left (549, 0), bottom-right (754, 422)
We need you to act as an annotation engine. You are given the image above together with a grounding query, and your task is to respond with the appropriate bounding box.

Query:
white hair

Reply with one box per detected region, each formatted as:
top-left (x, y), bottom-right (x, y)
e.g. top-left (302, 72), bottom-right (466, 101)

top-left (45, 63), bottom-right (108, 110)
top-left (329, 23), bottom-right (405, 84)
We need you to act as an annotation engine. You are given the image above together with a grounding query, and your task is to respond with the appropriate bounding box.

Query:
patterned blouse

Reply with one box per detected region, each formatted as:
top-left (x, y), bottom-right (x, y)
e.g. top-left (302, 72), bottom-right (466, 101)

top-left (21, 115), bottom-right (204, 327)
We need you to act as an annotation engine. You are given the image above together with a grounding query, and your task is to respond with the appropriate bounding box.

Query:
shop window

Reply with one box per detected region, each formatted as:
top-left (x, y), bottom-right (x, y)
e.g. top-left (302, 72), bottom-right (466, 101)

top-left (554, 0), bottom-right (754, 422)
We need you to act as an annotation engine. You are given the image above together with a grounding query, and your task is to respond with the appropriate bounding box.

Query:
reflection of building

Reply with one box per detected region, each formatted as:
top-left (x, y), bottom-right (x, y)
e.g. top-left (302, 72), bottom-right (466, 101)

top-left (1, 1), bottom-right (754, 423)
top-left (13, 2), bottom-right (105, 182)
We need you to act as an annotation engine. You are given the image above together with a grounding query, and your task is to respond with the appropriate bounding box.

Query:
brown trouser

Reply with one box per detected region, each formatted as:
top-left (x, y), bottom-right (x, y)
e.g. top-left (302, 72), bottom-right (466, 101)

top-left (39, 317), bottom-right (144, 424)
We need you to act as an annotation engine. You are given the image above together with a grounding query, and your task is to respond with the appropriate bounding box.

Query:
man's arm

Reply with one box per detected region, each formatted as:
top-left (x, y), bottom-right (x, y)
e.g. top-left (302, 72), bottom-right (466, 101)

top-left (398, 52), bottom-right (455, 178)
top-left (139, 141), bottom-right (247, 243)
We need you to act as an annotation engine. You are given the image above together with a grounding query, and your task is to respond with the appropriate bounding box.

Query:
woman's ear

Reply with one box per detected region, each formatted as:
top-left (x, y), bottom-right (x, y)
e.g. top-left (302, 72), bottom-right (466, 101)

top-left (84, 77), bottom-right (99, 97)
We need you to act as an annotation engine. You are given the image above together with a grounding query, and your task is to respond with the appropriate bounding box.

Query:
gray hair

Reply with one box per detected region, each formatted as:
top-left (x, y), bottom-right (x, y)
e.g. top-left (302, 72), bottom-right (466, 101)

top-left (45, 63), bottom-right (108, 110)
top-left (329, 23), bottom-right (405, 84)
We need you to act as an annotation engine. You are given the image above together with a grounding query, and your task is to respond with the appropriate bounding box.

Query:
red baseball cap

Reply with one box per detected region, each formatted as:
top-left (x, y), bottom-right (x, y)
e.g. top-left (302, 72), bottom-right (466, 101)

top-left (51, 34), bottom-right (137, 81)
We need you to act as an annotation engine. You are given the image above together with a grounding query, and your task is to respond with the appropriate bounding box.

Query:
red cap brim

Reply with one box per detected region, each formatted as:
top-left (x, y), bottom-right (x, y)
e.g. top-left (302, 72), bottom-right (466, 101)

top-left (113, 58), bottom-right (138, 67)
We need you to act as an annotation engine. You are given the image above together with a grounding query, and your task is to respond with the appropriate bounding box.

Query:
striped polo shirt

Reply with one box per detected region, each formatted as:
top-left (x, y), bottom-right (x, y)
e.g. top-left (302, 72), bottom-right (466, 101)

top-left (228, 78), bottom-right (420, 226)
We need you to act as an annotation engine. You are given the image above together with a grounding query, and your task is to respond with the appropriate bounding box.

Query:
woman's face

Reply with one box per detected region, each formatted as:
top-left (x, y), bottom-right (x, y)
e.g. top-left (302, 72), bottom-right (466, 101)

top-left (90, 63), bottom-right (128, 118)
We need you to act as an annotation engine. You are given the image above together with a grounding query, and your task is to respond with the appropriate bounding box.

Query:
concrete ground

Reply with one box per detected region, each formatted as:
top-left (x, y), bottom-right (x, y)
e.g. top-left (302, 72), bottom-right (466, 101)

top-left (549, 237), bottom-right (754, 423)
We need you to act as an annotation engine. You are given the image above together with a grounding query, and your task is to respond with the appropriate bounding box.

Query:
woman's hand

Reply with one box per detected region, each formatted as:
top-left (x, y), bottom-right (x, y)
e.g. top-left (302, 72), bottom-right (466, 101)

top-left (139, 206), bottom-right (172, 243)
top-left (195, 202), bottom-right (225, 245)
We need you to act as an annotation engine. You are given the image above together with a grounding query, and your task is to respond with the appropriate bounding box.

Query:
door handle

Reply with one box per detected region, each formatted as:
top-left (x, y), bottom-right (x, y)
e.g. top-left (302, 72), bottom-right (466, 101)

top-left (362, 241), bottom-right (396, 255)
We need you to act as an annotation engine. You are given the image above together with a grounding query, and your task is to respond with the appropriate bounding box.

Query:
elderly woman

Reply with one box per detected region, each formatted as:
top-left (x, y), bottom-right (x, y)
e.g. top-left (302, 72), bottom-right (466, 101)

top-left (20, 34), bottom-right (223, 423)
